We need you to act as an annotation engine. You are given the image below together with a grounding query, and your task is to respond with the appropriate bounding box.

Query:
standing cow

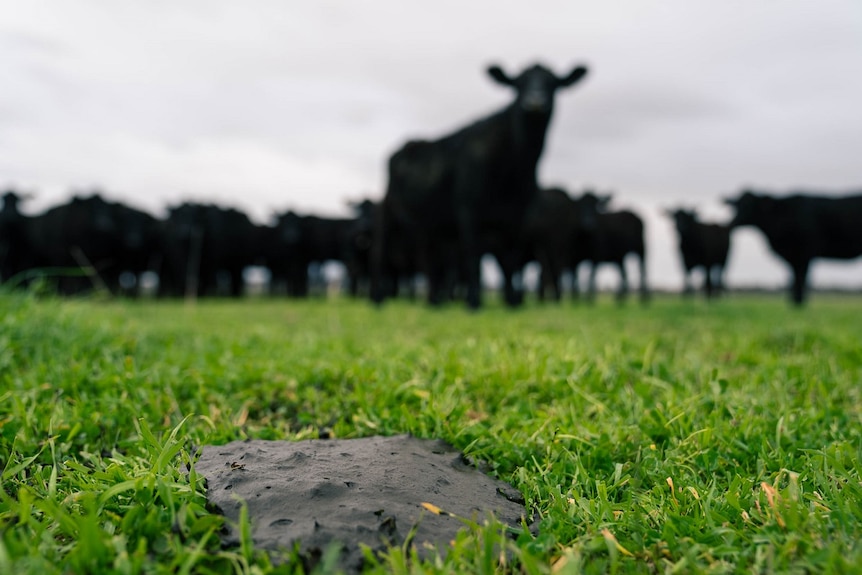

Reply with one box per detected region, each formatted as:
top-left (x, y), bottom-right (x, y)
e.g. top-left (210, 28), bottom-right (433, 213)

top-left (667, 208), bottom-right (731, 299)
top-left (572, 192), bottom-right (648, 304)
top-left (0, 190), bottom-right (35, 285)
top-left (159, 202), bottom-right (260, 298)
top-left (522, 187), bottom-right (579, 301)
top-left (27, 193), bottom-right (160, 295)
top-left (725, 190), bottom-right (862, 305)
top-left (372, 62), bottom-right (589, 309)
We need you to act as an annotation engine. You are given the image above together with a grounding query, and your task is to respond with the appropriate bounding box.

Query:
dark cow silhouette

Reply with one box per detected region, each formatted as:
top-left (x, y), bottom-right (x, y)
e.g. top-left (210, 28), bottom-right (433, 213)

top-left (522, 187), bottom-right (579, 301)
top-left (0, 190), bottom-right (35, 285)
top-left (572, 192), bottom-right (648, 303)
top-left (266, 209), bottom-right (370, 297)
top-left (372, 61), bottom-right (589, 309)
top-left (667, 208), bottom-right (732, 299)
top-left (159, 202), bottom-right (260, 298)
top-left (725, 189), bottom-right (862, 305)
top-left (264, 210), bottom-right (309, 296)
top-left (343, 199), bottom-right (378, 297)
top-left (27, 193), bottom-right (160, 295)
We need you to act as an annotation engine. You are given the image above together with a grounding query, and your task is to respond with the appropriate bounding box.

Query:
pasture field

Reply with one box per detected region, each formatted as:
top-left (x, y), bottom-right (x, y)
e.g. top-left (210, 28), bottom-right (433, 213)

top-left (1, 292), bottom-right (861, 574)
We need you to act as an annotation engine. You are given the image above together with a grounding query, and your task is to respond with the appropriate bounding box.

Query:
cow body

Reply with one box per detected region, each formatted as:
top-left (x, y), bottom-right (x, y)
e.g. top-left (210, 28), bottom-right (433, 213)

top-left (572, 193), bottom-right (648, 303)
top-left (373, 62), bottom-right (588, 309)
top-left (726, 190), bottom-right (862, 305)
top-left (267, 210), bottom-right (372, 297)
top-left (27, 194), bottom-right (160, 295)
top-left (159, 203), bottom-right (259, 298)
top-left (522, 187), bottom-right (579, 301)
top-left (667, 209), bottom-right (731, 298)
top-left (0, 191), bottom-right (35, 285)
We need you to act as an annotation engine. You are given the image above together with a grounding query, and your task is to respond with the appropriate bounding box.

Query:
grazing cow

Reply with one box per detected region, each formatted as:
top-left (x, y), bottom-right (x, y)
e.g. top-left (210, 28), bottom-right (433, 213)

top-left (725, 189), bottom-right (862, 305)
top-left (27, 193), bottom-right (160, 295)
top-left (572, 192), bottom-right (648, 303)
top-left (667, 208), bottom-right (732, 298)
top-left (372, 61), bottom-right (589, 309)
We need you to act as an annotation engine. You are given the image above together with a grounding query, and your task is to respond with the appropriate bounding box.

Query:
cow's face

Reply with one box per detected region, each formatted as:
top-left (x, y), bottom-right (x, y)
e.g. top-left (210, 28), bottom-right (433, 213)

top-left (488, 63), bottom-right (588, 115)
top-left (575, 191), bottom-right (611, 231)
top-left (725, 191), bottom-right (770, 228)
top-left (668, 209), bottom-right (697, 234)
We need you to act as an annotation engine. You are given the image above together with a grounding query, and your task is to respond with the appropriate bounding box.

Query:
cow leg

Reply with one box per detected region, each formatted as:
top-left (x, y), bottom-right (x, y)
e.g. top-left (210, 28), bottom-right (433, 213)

top-left (704, 266), bottom-right (714, 299)
top-left (714, 266), bottom-right (725, 297)
top-left (616, 259), bottom-right (629, 304)
top-left (455, 210), bottom-right (481, 310)
top-left (370, 207), bottom-right (388, 305)
top-left (682, 269), bottom-right (694, 298)
top-left (587, 263), bottom-right (598, 304)
top-left (570, 265), bottom-right (581, 301)
top-left (638, 254), bottom-right (649, 304)
top-left (500, 259), bottom-right (524, 307)
top-left (537, 267), bottom-right (547, 302)
top-left (230, 267), bottom-right (244, 297)
top-left (790, 259), bottom-right (810, 306)
top-left (543, 255), bottom-right (562, 302)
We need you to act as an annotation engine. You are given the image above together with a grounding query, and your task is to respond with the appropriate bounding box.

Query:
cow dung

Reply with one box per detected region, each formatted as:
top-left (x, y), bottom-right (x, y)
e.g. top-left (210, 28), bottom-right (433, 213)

top-left (197, 434), bottom-right (528, 572)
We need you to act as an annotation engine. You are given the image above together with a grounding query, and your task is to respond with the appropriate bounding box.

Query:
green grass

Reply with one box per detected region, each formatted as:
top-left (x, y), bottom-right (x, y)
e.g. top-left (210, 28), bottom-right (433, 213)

top-left (1, 292), bottom-right (861, 573)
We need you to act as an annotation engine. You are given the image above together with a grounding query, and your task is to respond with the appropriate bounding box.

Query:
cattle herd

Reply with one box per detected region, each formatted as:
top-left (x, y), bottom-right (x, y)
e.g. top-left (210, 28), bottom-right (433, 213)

top-left (1, 62), bottom-right (860, 307)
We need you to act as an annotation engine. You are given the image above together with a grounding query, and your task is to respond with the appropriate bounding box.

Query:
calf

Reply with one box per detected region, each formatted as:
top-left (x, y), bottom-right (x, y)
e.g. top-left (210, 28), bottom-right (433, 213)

top-left (667, 208), bottom-right (731, 298)
top-left (572, 192), bottom-right (648, 304)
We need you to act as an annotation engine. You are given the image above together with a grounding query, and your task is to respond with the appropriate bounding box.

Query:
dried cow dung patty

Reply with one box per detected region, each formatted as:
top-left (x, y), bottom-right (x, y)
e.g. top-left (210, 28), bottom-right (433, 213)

top-left (197, 434), bottom-right (528, 572)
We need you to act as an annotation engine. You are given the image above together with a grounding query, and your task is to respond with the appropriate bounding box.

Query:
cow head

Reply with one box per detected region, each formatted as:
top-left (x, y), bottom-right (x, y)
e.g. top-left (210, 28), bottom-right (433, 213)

top-left (574, 190), bottom-right (612, 231)
top-left (488, 63), bottom-right (588, 115)
top-left (1, 190), bottom-right (32, 214)
top-left (666, 208), bottom-right (698, 234)
top-left (724, 190), bottom-right (774, 228)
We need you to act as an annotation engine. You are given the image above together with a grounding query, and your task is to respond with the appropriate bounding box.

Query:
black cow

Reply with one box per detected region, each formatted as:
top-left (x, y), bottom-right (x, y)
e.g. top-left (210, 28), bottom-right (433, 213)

top-left (725, 189), bottom-right (862, 305)
top-left (159, 202), bottom-right (260, 298)
top-left (372, 62), bottom-right (589, 309)
top-left (264, 210), bottom-right (312, 297)
top-left (27, 193), bottom-right (160, 295)
top-left (343, 199), bottom-right (378, 297)
top-left (266, 210), bottom-right (367, 297)
top-left (522, 187), bottom-right (579, 301)
top-left (0, 190), bottom-right (35, 285)
top-left (667, 208), bottom-right (731, 299)
top-left (572, 192), bottom-right (648, 304)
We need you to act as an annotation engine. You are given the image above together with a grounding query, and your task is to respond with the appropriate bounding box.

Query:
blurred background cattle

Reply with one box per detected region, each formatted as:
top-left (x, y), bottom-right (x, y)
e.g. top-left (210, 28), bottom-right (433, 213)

top-left (3, 181), bottom-right (861, 306)
top-left (1, 57), bottom-right (860, 306)
top-left (725, 190), bottom-right (862, 305)
top-left (666, 208), bottom-right (731, 299)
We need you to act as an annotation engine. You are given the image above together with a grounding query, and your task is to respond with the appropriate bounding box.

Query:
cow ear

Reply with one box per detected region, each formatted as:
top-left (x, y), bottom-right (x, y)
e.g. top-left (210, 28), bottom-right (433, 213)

top-left (558, 65), bottom-right (588, 88)
top-left (487, 65), bottom-right (513, 86)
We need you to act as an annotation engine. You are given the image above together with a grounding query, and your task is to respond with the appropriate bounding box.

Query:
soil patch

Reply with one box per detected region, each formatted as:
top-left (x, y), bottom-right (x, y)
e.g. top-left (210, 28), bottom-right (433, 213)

top-left (197, 434), bottom-right (528, 572)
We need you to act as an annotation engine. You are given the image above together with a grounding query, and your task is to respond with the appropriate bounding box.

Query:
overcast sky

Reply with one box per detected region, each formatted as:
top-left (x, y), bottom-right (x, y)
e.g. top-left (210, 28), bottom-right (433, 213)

top-left (2, 1), bottom-right (861, 289)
